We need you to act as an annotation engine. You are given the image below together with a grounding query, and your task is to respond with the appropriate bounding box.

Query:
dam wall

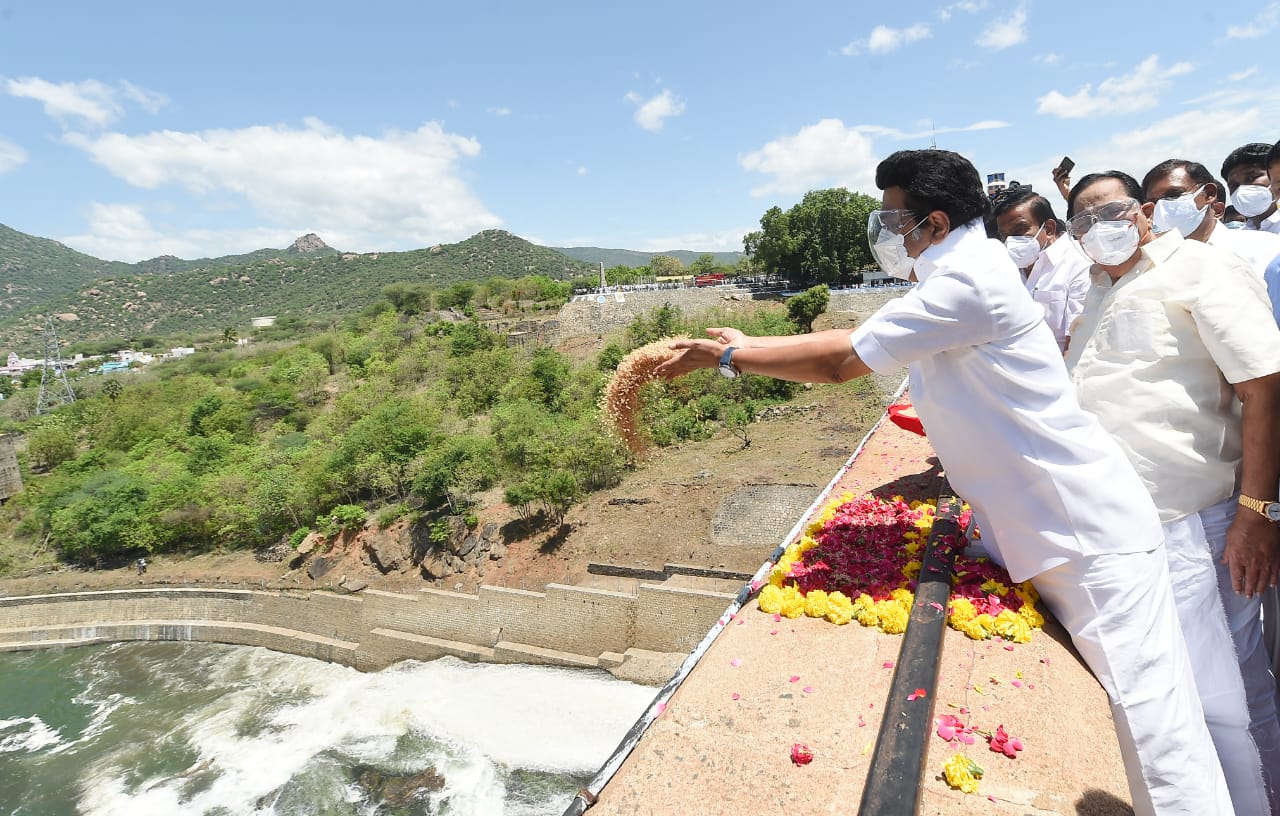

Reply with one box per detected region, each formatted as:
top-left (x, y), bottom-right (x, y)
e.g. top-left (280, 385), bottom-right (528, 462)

top-left (0, 581), bottom-right (736, 684)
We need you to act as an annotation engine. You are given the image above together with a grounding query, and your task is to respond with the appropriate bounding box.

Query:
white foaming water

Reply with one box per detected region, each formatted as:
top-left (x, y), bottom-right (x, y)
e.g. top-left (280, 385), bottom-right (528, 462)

top-left (75, 649), bottom-right (655, 815)
top-left (0, 715), bottom-right (64, 754)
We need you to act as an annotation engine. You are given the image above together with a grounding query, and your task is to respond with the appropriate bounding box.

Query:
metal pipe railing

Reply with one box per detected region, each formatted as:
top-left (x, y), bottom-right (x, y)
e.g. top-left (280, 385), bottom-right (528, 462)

top-left (857, 490), bottom-right (963, 816)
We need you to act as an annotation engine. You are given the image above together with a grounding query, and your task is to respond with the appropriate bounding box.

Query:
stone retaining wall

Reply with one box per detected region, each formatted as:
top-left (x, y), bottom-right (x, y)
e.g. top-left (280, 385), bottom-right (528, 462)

top-left (0, 581), bottom-right (737, 685)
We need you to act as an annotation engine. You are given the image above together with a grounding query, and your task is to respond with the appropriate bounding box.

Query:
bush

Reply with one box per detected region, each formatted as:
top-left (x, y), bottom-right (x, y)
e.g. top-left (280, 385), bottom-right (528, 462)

top-left (316, 504), bottom-right (366, 537)
top-left (289, 526), bottom-right (312, 549)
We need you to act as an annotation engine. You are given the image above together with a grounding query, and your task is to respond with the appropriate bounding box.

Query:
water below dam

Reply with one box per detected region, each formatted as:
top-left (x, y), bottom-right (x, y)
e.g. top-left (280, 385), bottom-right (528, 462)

top-left (0, 642), bottom-right (655, 815)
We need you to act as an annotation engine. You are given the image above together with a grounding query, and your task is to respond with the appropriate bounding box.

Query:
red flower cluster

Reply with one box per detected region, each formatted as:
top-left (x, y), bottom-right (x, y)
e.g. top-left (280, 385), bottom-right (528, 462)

top-left (989, 725), bottom-right (1024, 758)
top-left (801, 495), bottom-right (925, 598)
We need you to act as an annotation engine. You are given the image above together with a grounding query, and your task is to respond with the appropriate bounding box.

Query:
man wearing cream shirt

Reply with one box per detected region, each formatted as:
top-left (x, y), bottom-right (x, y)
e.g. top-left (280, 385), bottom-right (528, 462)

top-left (1067, 169), bottom-right (1280, 815)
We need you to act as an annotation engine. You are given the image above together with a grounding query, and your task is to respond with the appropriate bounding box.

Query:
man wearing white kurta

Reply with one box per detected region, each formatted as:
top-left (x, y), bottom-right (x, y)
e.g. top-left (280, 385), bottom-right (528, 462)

top-left (1066, 169), bottom-right (1280, 816)
top-left (992, 189), bottom-right (1091, 352)
top-left (1142, 159), bottom-right (1280, 755)
top-left (658, 149), bottom-right (1233, 816)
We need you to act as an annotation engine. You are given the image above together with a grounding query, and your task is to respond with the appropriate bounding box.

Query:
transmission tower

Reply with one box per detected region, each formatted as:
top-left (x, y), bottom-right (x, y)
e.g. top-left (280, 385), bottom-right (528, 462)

top-left (36, 317), bottom-right (76, 414)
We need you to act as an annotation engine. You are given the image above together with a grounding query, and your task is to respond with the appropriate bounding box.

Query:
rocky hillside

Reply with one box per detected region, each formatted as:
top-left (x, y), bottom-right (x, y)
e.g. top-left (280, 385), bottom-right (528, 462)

top-left (0, 227), bottom-right (593, 351)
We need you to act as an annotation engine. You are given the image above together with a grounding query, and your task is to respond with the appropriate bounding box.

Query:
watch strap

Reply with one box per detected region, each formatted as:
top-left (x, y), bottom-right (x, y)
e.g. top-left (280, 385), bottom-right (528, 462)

top-left (1239, 494), bottom-right (1280, 522)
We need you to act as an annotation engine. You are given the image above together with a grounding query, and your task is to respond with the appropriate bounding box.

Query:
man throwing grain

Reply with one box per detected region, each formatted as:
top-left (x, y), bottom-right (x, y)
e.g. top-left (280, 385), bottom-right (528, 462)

top-left (656, 149), bottom-right (1233, 815)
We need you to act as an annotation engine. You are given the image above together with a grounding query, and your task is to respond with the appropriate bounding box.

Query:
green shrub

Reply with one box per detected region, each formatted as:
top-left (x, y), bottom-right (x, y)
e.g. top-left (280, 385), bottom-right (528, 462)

top-left (288, 527), bottom-right (312, 549)
top-left (316, 504), bottom-right (366, 537)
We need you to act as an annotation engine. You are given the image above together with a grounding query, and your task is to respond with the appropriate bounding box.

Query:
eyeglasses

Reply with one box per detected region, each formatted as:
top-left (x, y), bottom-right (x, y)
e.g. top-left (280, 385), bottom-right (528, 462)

top-left (868, 209), bottom-right (924, 242)
top-left (1067, 197), bottom-right (1139, 239)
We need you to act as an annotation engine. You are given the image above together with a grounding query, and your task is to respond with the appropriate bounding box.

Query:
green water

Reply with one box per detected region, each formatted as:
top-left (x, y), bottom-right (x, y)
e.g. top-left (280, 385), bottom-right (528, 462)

top-left (0, 643), bottom-right (654, 815)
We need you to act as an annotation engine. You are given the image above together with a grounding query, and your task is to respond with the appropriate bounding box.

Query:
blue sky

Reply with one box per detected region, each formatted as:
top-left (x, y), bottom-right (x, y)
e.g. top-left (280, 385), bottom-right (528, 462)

top-left (1, 1), bottom-right (1278, 262)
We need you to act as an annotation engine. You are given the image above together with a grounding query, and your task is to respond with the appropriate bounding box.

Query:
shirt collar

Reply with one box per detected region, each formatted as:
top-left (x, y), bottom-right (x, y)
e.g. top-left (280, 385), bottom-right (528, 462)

top-left (913, 219), bottom-right (988, 282)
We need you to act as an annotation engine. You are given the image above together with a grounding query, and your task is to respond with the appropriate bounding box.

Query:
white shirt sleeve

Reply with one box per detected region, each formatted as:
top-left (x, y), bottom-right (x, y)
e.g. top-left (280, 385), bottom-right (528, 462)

top-left (1063, 263), bottom-right (1091, 337)
top-left (850, 271), bottom-right (998, 371)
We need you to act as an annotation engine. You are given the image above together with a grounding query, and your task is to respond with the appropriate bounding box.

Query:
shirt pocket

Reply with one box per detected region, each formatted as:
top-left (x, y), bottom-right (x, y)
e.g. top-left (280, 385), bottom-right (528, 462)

top-left (1101, 299), bottom-right (1178, 361)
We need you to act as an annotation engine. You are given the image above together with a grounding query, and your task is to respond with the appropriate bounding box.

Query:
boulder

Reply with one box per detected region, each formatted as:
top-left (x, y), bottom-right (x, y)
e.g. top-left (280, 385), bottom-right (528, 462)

top-left (488, 541), bottom-right (507, 561)
top-left (441, 516), bottom-right (471, 556)
top-left (307, 556), bottom-right (332, 580)
top-left (351, 764), bottom-right (443, 808)
top-left (420, 551), bottom-right (450, 580)
top-left (364, 529), bottom-right (412, 574)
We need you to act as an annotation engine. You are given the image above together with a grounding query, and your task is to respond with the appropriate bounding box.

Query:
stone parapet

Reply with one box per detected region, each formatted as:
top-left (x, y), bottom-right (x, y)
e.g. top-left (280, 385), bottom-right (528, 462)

top-left (0, 581), bottom-right (736, 684)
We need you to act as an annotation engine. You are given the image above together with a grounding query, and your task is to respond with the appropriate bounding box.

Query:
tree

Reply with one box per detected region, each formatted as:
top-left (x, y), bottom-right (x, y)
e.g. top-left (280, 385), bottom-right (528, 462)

top-left (690, 253), bottom-right (717, 276)
top-left (28, 416), bottom-right (78, 471)
top-left (222, 326), bottom-right (239, 343)
top-left (649, 255), bottom-right (683, 278)
top-left (787, 284), bottom-right (830, 333)
top-left (100, 379), bottom-right (123, 400)
top-left (744, 188), bottom-right (880, 286)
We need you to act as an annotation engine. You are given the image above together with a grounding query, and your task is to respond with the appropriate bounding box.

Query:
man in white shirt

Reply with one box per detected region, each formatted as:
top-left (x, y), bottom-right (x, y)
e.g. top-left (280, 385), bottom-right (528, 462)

top-left (1223, 143), bottom-right (1280, 235)
top-left (992, 188), bottom-right (1091, 351)
top-left (1141, 157), bottom-right (1280, 805)
top-left (658, 148), bottom-right (1234, 816)
top-left (1066, 169), bottom-right (1280, 815)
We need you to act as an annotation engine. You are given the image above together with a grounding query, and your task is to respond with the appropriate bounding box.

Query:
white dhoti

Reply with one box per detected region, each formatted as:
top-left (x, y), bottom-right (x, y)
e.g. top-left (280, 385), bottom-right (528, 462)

top-left (1033, 547), bottom-right (1235, 816)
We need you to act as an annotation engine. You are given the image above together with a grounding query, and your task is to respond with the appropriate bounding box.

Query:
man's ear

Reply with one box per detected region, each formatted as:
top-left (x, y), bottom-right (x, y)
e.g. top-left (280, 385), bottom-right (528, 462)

top-left (1140, 200), bottom-right (1155, 219)
top-left (925, 210), bottom-right (952, 245)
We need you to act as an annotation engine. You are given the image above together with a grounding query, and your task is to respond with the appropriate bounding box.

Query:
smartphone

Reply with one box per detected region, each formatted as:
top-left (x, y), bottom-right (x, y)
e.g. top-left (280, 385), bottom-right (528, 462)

top-left (1056, 156), bottom-right (1075, 176)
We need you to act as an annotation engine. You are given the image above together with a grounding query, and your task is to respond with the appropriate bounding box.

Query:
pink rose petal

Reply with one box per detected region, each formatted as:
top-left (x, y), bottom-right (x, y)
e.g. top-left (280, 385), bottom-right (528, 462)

top-left (802, 685), bottom-right (814, 694)
top-left (1003, 644), bottom-right (1015, 651)
top-left (654, 702), bottom-right (667, 717)
top-left (731, 692), bottom-right (741, 701)
top-left (882, 661), bottom-right (895, 669)
top-left (770, 629), bottom-right (778, 635)
top-left (730, 658), bottom-right (742, 667)
top-left (789, 675), bottom-right (801, 683)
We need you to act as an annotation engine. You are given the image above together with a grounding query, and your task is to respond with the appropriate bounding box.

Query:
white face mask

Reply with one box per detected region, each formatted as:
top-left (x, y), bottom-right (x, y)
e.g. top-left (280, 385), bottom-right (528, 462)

top-left (1004, 223), bottom-right (1045, 270)
top-left (871, 227), bottom-right (917, 279)
top-left (1231, 184), bottom-right (1276, 218)
top-left (1151, 185), bottom-right (1207, 237)
top-left (1080, 220), bottom-right (1139, 266)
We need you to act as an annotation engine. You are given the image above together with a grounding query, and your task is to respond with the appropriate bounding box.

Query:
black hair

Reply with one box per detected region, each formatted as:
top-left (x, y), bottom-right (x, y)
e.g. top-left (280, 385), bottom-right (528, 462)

top-left (1141, 159), bottom-right (1215, 194)
top-left (1268, 139), bottom-right (1280, 171)
top-left (1140, 159), bottom-right (1221, 203)
top-left (874, 149), bottom-right (990, 229)
top-left (1220, 142), bottom-right (1272, 182)
top-left (991, 187), bottom-right (1062, 233)
top-left (1065, 171), bottom-right (1144, 218)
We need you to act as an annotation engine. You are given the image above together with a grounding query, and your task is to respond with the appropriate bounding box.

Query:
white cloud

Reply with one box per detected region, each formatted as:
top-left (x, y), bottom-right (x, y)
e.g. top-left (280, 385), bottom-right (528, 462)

top-left (3, 76), bottom-right (166, 127)
top-left (487, 106), bottom-right (511, 116)
top-left (1228, 66), bottom-right (1258, 82)
top-left (62, 203), bottom-right (302, 263)
top-left (1034, 52), bottom-right (1062, 66)
top-left (634, 228), bottom-right (751, 253)
top-left (1225, 1), bottom-right (1280, 39)
top-left (62, 117), bottom-right (501, 256)
top-left (740, 117), bottom-right (1010, 198)
top-left (739, 119), bottom-right (879, 197)
top-left (0, 138), bottom-right (26, 174)
top-left (625, 89), bottom-right (685, 131)
top-left (1035, 55), bottom-right (1194, 118)
top-left (975, 3), bottom-right (1028, 50)
top-left (938, 0), bottom-right (988, 21)
top-left (576, 166), bottom-right (588, 176)
top-left (1005, 86), bottom-right (1280, 198)
top-left (842, 23), bottom-right (932, 56)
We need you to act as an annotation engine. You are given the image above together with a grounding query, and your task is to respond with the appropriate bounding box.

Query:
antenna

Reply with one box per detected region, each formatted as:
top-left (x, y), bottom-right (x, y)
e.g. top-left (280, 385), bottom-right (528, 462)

top-left (930, 120), bottom-right (937, 149)
top-left (36, 317), bottom-right (76, 414)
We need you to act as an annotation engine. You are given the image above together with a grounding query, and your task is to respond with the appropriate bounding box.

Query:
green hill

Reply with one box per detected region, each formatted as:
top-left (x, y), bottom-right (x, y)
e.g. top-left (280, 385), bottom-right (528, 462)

top-left (554, 246), bottom-right (743, 268)
top-left (0, 223), bottom-right (134, 322)
top-left (0, 229), bottom-right (593, 352)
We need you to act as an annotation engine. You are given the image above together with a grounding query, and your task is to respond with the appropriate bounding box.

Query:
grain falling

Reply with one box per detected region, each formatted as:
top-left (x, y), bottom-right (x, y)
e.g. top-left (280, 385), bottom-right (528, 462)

top-left (602, 337), bottom-right (686, 454)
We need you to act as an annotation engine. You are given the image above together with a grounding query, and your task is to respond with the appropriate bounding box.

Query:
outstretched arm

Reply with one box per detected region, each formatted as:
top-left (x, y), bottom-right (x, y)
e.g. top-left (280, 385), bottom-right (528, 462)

top-left (654, 333), bottom-right (871, 384)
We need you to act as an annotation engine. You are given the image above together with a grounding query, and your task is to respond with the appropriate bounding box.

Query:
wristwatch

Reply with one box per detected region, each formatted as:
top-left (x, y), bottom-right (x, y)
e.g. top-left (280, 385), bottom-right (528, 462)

top-left (718, 346), bottom-right (740, 379)
top-left (1239, 494), bottom-right (1280, 522)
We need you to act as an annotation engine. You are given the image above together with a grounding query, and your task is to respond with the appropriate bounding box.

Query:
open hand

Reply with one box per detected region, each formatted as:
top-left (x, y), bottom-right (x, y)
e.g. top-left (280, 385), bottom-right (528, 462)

top-left (1223, 511), bottom-right (1280, 597)
top-left (654, 338), bottom-right (724, 380)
